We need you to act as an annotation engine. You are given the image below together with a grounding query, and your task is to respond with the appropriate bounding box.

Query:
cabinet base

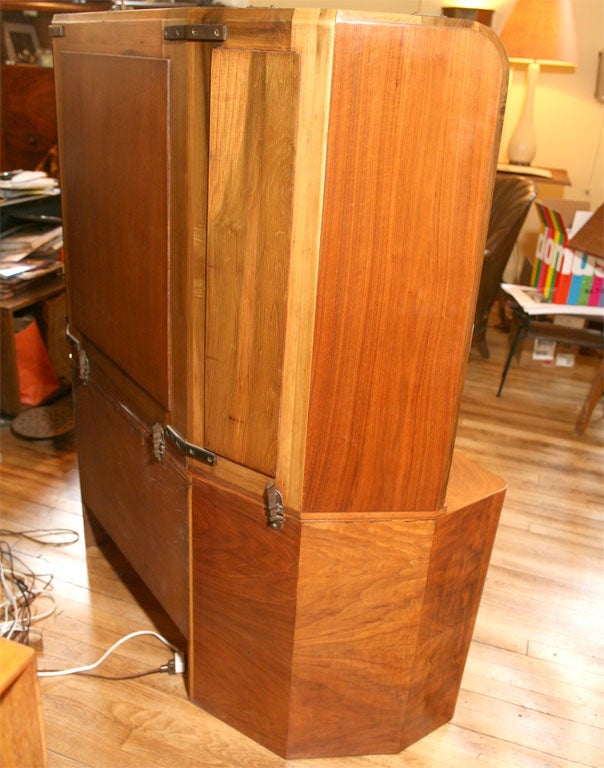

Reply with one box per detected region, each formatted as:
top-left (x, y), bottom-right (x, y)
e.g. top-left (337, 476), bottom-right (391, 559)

top-left (190, 456), bottom-right (505, 758)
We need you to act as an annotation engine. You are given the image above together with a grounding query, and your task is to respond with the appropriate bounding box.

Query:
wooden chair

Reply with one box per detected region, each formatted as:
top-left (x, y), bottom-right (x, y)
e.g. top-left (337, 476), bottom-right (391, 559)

top-left (472, 174), bottom-right (537, 358)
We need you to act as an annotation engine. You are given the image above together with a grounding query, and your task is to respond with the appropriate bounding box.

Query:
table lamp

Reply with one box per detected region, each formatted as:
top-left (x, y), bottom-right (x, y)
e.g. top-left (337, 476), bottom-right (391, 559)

top-left (499, 0), bottom-right (577, 166)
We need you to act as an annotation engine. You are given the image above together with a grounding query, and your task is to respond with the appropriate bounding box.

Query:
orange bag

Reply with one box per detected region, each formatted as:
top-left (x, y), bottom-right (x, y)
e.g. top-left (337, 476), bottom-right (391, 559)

top-left (14, 319), bottom-right (60, 406)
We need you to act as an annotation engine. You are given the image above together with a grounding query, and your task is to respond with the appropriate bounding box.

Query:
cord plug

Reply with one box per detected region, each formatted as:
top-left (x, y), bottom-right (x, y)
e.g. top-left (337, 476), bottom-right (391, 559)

top-left (161, 652), bottom-right (186, 675)
top-left (172, 651), bottom-right (186, 675)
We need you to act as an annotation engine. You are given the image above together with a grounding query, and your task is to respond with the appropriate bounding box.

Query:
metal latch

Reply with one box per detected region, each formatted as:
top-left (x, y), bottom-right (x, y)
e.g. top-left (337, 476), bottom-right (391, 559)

top-left (49, 24), bottom-right (65, 38)
top-left (65, 326), bottom-right (89, 384)
top-left (78, 349), bottom-right (90, 385)
top-left (164, 24), bottom-right (227, 42)
top-left (151, 424), bottom-right (217, 466)
top-left (265, 483), bottom-right (285, 531)
top-left (152, 423), bottom-right (166, 462)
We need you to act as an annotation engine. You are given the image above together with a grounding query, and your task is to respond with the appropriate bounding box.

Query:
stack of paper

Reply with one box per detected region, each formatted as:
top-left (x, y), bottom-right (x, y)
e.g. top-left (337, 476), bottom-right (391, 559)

top-left (1, 220), bottom-right (63, 298)
top-left (0, 171), bottom-right (59, 200)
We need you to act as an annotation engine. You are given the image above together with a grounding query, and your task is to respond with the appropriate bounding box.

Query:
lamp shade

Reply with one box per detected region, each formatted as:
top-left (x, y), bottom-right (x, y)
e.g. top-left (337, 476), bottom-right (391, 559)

top-left (499, 0), bottom-right (577, 67)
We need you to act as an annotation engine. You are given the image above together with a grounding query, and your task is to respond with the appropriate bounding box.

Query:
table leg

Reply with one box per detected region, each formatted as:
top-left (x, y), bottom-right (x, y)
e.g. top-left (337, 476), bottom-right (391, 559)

top-left (0, 307), bottom-right (21, 416)
top-left (575, 359), bottom-right (604, 435)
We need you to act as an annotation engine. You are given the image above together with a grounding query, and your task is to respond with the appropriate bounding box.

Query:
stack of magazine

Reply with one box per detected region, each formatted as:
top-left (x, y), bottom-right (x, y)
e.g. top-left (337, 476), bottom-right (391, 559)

top-left (1, 219), bottom-right (63, 299)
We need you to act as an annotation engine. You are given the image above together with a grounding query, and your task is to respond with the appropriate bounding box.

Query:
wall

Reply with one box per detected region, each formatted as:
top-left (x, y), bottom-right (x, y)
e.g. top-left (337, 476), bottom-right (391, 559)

top-left (249, 0), bottom-right (604, 273)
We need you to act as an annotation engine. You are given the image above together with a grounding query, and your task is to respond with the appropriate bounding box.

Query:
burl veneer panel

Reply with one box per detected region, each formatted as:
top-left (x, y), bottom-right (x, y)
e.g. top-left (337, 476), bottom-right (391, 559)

top-left (190, 476), bottom-right (435, 757)
top-left (190, 455), bottom-right (505, 759)
top-left (400, 459), bottom-right (506, 748)
top-left (205, 49), bottom-right (300, 476)
top-left (302, 18), bottom-right (506, 514)
top-left (285, 517), bottom-right (434, 758)
top-left (190, 478), bottom-right (301, 756)
top-left (0, 64), bottom-right (56, 171)
top-left (74, 376), bottom-right (189, 636)
top-left (60, 52), bottom-right (170, 408)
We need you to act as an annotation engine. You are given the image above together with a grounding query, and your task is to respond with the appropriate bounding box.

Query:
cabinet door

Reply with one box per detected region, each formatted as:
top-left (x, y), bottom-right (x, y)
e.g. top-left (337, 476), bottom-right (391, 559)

top-left (204, 48), bottom-right (300, 476)
top-left (75, 373), bottom-right (190, 636)
top-left (58, 51), bottom-right (171, 409)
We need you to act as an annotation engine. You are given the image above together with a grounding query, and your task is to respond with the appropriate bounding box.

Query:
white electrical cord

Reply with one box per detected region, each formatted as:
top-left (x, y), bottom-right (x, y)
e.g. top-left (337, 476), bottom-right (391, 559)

top-left (0, 591), bottom-right (56, 638)
top-left (37, 630), bottom-right (184, 678)
top-left (0, 556), bottom-right (56, 642)
top-left (0, 562), bottom-right (19, 640)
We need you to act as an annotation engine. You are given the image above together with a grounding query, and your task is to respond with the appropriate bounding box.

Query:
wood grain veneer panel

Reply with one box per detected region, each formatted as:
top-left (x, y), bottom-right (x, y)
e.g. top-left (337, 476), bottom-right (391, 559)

top-left (190, 478), bottom-right (300, 756)
top-left (275, 9), bottom-right (336, 508)
top-left (162, 26), bottom-right (214, 443)
top-left (59, 51), bottom-right (170, 408)
top-left (205, 49), bottom-right (300, 475)
top-left (74, 375), bottom-right (189, 636)
top-left (302, 19), bottom-right (506, 513)
top-left (286, 517), bottom-right (434, 758)
top-left (400, 455), bottom-right (506, 747)
top-left (0, 64), bottom-right (56, 171)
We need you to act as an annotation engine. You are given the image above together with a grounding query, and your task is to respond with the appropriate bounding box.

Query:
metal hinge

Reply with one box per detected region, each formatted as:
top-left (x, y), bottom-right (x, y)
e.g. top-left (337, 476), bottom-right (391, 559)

top-left (49, 24), bottom-right (65, 38)
top-left (164, 24), bottom-right (227, 42)
top-left (151, 424), bottom-right (216, 466)
top-left (265, 483), bottom-right (285, 531)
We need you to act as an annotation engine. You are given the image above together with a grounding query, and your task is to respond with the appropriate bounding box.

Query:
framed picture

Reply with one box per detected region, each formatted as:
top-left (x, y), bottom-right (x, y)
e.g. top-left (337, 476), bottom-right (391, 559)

top-left (3, 22), bottom-right (40, 65)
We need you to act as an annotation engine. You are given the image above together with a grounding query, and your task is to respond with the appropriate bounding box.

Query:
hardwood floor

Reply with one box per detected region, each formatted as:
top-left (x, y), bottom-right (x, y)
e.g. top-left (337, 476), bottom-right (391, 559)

top-left (1, 324), bottom-right (602, 768)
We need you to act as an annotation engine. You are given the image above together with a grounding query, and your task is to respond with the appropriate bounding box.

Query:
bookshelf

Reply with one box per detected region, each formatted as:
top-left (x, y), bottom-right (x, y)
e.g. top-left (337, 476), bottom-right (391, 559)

top-left (0, 191), bottom-right (67, 415)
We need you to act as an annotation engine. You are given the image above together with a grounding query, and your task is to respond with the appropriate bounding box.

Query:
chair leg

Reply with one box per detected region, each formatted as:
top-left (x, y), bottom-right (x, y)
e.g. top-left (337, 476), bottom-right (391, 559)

top-left (575, 359), bottom-right (604, 435)
top-left (476, 334), bottom-right (490, 359)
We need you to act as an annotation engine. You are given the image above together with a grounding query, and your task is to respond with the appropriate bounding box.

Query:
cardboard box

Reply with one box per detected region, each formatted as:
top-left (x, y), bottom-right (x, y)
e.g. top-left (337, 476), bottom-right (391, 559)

top-left (531, 202), bottom-right (604, 307)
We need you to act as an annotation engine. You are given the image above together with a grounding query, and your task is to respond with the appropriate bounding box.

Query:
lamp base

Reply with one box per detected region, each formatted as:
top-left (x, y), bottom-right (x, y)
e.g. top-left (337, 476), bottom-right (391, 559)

top-left (507, 61), bottom-right (540, 166)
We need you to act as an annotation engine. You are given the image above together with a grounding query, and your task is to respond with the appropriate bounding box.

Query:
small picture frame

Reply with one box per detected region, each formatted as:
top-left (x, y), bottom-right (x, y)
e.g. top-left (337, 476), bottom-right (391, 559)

top-left (3, 22), bottom-right (40, 65)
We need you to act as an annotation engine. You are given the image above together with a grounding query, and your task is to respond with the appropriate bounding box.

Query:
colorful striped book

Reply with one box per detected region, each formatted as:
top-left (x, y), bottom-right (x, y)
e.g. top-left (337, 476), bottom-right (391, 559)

top-left (532, 203), bottom-right (604, 306)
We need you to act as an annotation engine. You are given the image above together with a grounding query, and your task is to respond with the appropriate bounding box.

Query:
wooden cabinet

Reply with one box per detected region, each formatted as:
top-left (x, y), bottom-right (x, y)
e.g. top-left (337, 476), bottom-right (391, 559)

top-left (53, 7), bottom-right (508, 758)
top-left (0, 1), bottom-right (109, 171)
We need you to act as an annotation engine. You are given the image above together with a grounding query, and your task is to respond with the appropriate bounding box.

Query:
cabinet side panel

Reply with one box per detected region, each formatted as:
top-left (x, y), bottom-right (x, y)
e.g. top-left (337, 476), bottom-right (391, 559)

top-left (205, 49), bottom-right (300, 476)
top-left (400, 471), bottom-right (505, 747)
top-left (303, 21), bottom-right (506, 513)
top-left (286, 518), bottom-right (434, 758)
top-left (190, 479), bottom-right (300, 756)
top-left (276, 10), bottom-right (335, 509)
top-left (58, 51), bottom-right (170, 408)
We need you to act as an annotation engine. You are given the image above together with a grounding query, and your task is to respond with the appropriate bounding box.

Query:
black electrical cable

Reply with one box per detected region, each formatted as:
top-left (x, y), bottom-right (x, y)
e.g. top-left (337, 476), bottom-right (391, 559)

top-left (0, 528), bottom-right (80, 546)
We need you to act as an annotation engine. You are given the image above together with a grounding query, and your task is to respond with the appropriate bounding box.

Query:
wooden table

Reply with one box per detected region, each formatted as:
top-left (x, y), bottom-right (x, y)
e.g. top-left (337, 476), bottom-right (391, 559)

top-left (496, 165), bottom-right (571, 186)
